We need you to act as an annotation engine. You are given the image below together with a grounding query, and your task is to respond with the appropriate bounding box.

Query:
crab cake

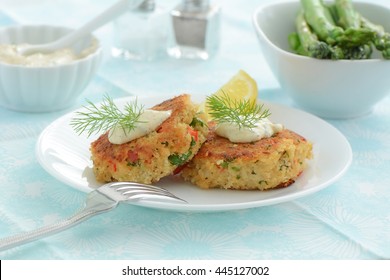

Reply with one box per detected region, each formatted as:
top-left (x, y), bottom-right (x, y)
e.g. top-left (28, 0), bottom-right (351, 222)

top-left (90, 94), bottom-right (208, 184)
top-left (180, 122), bottom-right (312, 190)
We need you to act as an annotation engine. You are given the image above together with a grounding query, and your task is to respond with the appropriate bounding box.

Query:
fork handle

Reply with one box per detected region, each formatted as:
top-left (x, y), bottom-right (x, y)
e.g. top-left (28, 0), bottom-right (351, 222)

top-left (0, 193), bottom-right (117, 252)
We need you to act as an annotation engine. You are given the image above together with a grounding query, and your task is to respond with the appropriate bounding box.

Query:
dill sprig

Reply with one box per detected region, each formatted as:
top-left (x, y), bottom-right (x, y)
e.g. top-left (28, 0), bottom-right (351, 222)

top-left (70, 95), bottom-right (144, 137)
top-left (206, 91), bottom-right (271, 129)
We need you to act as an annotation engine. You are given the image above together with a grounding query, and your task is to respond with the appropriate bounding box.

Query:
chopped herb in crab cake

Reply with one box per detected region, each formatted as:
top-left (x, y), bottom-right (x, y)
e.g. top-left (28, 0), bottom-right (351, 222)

top-left (85, 94), bottom-right (208, 184)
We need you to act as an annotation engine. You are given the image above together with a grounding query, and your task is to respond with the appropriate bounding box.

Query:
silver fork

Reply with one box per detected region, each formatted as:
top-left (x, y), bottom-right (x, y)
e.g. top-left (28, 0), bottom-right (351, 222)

top-left (0, 182), bottom-right (186, 251)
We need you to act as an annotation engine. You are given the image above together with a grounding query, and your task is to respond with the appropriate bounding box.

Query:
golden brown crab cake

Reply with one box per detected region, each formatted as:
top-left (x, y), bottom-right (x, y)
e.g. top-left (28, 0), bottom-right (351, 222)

top-left (180, 122), bottom-right (312, 190)
top-left (90, 94), bottom-right (208, 184)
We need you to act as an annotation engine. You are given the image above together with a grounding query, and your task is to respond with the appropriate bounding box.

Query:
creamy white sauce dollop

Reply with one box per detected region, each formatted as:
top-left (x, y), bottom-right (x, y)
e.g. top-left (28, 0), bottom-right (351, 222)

top-left (108, 109), bottom-right (172, 144)
top-left (215, 118), bottom-right (283, 143)
top-left (0, 40), bottom-right (98, 67)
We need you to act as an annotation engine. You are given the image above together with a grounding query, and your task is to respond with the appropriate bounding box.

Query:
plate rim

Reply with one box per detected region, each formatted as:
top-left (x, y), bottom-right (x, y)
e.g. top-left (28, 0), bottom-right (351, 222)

top-left (36, 94), bottom-right (353, 212)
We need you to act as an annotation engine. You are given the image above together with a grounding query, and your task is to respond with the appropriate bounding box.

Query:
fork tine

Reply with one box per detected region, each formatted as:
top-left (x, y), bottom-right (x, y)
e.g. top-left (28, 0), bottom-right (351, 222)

top-left (121, 189), bottom-right (184, 201)
top-left (114, 185), bottom-right (172, 194)
top-left (102, 181), bottom-right (187, 203)
top-left (111, 182), bottom-right (173, 194)
top-left (126, 193), bottom-right (187, 203)
top-left (119, 187), bottom-right (172, 195)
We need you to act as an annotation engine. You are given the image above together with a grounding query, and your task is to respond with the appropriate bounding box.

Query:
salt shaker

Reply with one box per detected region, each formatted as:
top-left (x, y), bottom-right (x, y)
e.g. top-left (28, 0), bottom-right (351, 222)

top-left (112, 0), bottom-right (168, 61)
top-left (168, 0), bottom-right (221, 60)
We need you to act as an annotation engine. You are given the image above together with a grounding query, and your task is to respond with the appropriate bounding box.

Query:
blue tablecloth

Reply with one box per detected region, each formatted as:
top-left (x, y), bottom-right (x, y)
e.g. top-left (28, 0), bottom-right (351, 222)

top-left (1, 0), bottom-right (389, 260)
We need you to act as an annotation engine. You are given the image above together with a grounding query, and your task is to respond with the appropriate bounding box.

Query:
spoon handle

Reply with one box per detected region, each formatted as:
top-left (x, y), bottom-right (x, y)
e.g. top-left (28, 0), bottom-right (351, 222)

top-left (20, 0), bottom-right (144, 55)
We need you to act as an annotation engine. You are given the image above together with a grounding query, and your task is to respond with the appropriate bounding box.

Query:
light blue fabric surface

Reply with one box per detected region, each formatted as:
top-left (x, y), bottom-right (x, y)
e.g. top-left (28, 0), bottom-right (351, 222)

top-left (0, 0), bottom-right (389, 260)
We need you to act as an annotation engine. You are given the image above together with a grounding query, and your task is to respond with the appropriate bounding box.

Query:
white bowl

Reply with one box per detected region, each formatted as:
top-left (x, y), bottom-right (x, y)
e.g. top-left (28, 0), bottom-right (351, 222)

top-left (253, 1), bottom-right (390, 119)
top-left (0, 25), bottom-right (103, 112)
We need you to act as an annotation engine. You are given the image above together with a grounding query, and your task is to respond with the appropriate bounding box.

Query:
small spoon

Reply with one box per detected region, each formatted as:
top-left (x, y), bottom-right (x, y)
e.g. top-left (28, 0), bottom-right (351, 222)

top-left (18, 0), bottom-right (144, 56)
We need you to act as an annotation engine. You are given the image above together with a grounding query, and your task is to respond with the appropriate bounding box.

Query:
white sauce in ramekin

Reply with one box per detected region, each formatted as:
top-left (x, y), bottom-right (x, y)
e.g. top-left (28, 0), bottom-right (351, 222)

top-left (0, 40), bottom-right (98, 67)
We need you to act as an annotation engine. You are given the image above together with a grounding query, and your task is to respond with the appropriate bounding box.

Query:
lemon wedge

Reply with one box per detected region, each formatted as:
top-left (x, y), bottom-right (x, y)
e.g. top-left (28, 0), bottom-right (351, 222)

top-left (198, 70), bottom-right (258, 119)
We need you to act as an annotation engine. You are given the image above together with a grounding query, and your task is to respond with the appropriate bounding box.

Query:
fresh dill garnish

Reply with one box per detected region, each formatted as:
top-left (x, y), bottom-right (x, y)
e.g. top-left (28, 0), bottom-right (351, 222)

top-left (70, 94), bottom-right (144, 137)
top-left (206, 90), bottom-right (271, 129)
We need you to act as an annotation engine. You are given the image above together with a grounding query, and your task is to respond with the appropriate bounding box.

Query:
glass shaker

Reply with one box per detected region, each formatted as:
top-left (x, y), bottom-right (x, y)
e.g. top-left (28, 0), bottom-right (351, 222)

top-left (168, 0), bottom-right (221, 60)
top-left (112, 0), bottom-right (168, 61)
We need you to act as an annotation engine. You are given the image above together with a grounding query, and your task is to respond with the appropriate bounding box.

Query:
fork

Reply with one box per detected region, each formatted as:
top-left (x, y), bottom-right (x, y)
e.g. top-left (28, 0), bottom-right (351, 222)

top-left (0, 182), bottom-right (186, 251)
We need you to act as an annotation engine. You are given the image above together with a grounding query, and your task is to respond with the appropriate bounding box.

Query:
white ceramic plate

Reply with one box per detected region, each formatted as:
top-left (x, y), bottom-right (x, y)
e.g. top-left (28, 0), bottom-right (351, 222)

top-left (36, 94), bottom-right (352, 212)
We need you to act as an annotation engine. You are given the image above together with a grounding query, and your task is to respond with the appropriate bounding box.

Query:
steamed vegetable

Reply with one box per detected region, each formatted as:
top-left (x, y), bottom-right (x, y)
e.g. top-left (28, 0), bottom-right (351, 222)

top-left (329, 0), bottom-right (374, 59)
top-left (360, 16), bottom-right (390, 59)
top-left (289, 0), bottom-right (390, 59)
top-left (334, 0), bottom-right (360, 29)
top-left (291, 11), bottom-right (332, 58)
top-left (300, 0), bottom-right (344, 45)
